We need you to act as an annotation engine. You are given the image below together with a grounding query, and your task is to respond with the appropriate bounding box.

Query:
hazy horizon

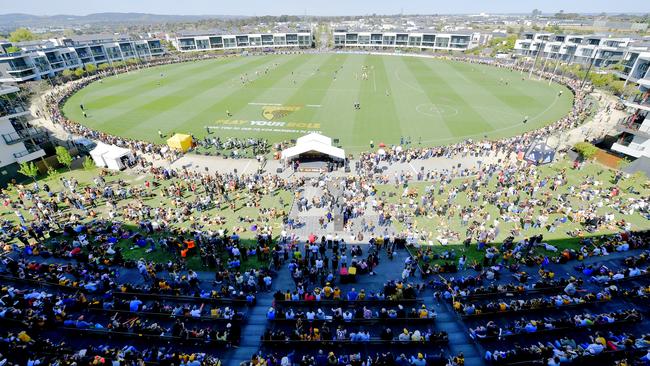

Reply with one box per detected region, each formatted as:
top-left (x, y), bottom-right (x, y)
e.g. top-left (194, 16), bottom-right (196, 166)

top-left (3, 0), bottom-right (649, 17)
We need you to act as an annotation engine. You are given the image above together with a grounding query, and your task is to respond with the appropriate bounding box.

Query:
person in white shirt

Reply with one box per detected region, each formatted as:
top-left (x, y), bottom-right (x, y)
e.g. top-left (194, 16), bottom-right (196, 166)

top-left (343, 310), bottom-right (353, 321)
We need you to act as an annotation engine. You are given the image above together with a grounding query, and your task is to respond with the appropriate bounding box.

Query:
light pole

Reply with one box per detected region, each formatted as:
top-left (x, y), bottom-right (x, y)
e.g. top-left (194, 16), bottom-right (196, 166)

top-left (549, 54), bottom-right (561, 86)
top-left (580, 48), bottom-right (607, 90)
top-left (622, 55), bottom-right (640, 93)
top-left (538, 48), bottom-right (552, 81)
top-left (528, 40), bottom-right (545, 79)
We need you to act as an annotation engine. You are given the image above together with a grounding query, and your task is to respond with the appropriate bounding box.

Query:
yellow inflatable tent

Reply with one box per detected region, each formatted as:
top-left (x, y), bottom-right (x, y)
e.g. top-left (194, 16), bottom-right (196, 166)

top-left (167, 133), bottom-right (192, 152)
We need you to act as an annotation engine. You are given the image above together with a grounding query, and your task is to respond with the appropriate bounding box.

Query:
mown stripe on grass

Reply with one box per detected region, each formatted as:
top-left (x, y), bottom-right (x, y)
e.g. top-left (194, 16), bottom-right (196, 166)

top-left (147, 54), bottom-right (311, 136)
top-left (283, 53), bottom-right (342, 124)
top-left (99, 55), bottom-right (273, 132)
top-left (312, 54), bottom-right (364, 146)
top-left (419, 58), bottom-right (498, 134)
top-left (66, 58), bottom-right (241, 114)
top-left (388, 55), bottom-right (454, 142)
top-left (369, 54), bottom-right (405, 144)
top-left (442, 61), bottom-right (532, 126)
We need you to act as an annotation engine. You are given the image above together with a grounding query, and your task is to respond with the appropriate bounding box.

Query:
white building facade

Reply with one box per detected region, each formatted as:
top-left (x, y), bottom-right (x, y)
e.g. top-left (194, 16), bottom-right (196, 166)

top-left (612, 52), bottom-right (650, 159)
top-left (514, 33), bottom-right (637, 67)
top-left (331, 30), bottom-right (480, 51)
top-left (173, 30), bottom-right (314, 52)
top-left (0, 35), bottom-right (165, 83)
top-left (0, 85), bottom-right (47, 181)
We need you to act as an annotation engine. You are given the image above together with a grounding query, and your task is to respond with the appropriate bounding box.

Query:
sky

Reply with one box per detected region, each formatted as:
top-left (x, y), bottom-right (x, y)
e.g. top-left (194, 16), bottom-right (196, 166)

top-left (3, 0), bottom-right (649, 16)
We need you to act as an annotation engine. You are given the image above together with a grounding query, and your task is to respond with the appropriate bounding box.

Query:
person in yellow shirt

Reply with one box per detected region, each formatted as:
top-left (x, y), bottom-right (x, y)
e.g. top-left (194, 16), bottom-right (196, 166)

top-left (323, 283), bottom-right (333, 298)
top-left (358, 289), bottom-right (366, 300)
top-left (333, 287), bottom-right (341, 299)
top-left (17, 331), bottom-right (32, 342)
top-left (418, 305), bottom-right (428, 318)
top-left (453, 301), bottom-right (462, 311)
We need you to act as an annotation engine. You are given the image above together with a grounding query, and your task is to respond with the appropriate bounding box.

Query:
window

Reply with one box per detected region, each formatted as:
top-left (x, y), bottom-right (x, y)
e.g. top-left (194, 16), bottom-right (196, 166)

top-left (236, 36), bottom-right (249, 46)
top-left (450, 36), bottom-right (469, 45)
top-left (286, 34), bottom-right (298, 45)
top-left (383, 36), bottom-right (395, 45)
top-left (223, 38), bottom-right (236, 48)
top-left (435, 37), bottom-right (449, 48)
top-left (209, 37), bottom-right (223, 48)
top-left (298, 35), bottom-right (311, 46)
top-left (422, 34), bottom-right (435, 47)
top-left (105, 46), bottom-right (121, 59)
top-left (178, 38), bottom-right (196, 50)
top-left (408, 36), bottom-right (422, 47)
top-left (196, 39), bottom-right (209, 50)
top-left (261, 35), bottom-right (273, 45)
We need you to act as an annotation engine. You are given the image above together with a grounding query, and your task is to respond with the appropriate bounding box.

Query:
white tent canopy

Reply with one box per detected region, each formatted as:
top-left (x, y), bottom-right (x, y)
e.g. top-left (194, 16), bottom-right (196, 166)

top-left (89, 142), bottom-right (133, 171)
top-left (89, 142), bottom-right (111, 168)
top-left (281, 133), bottom-right (345, 161)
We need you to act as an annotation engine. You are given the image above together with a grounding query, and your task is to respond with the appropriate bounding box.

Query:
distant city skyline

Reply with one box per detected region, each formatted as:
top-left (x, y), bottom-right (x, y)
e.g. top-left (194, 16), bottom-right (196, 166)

top-left (4, 0), bottom-right (649, 17)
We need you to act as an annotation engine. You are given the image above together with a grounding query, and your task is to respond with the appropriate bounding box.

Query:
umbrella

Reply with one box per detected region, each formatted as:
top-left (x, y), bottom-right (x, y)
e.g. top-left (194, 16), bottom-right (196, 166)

top-left (308, 234), bottom-right (316, 243)
top-left (377, 148), bottom-right (386, 155)
top-left (378, 142), bottom-right (386, 147)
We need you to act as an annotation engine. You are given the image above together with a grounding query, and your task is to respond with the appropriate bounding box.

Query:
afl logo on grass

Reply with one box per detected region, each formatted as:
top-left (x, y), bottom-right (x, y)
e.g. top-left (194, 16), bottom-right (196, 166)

top-left (262, 105), bottom-right (301, 120)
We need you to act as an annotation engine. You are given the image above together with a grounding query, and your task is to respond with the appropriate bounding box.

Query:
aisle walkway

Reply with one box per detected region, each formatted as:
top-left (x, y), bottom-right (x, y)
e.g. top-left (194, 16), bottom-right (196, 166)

top-left (225, 253), bottom-right (295, 366)
top-left (427, 294), bottom-right (484, 365)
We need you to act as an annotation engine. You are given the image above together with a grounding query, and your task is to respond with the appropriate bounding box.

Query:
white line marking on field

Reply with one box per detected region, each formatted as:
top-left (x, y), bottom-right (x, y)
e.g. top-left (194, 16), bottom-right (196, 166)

top-left (241, 160), bottom-right (252, 175)
top-left (306, 104), bottom-right (322, 108)
top-left (408, 163), bottom-right (418, 173)
top-left (248, 102), bottom-right (282, 106)
top-left (394, 70), bottom-right (423, 93)
top-left (373, 71), bottom-right (377, 92)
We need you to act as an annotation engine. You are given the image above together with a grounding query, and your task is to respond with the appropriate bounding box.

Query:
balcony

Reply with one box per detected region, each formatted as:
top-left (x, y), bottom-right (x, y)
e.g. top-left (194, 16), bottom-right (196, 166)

top-left (2, 127), bottom-right (47, 145)
top-left (0, 103), bottom-right (28, 118)
top-left (7, 65), bottom-right (35, 74)
top-left (615, 120), bottom-right (650, 139)
top-left (623, 94), bottom-right (650, 111)
top-left (13, 145), bottom-right (45, 163)
top-left (612, 141), bottom-right (647, 158)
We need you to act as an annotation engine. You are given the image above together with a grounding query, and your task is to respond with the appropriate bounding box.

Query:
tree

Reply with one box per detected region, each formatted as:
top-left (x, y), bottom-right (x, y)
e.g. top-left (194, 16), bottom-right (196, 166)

top-left (55, 146), bottom-right (74, 171)
top-left (489, 35), bottom-right (518, 55)
top-left (45, 162), bottom-right (58, 181)
top-left (98, 63), bottom-right (111, 71)
top-left (85, 63), bottom-right (97, 74)
top-left (531, 9), bottom-right (542, 17)
top-left (82, 156), bottom-right (95, 171)
top-left (61, 69), bottom-right (74, 80)
top-left (9, 28), bottom-right (37, 43)
top-left (18, 161), bottom-right (39, 182)
top-left (5, 46), bottom-right (21, 53)
top-left (574, 142), bottom-right (598, 160)
top-left (73, 67), bottom-right (85, 78)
